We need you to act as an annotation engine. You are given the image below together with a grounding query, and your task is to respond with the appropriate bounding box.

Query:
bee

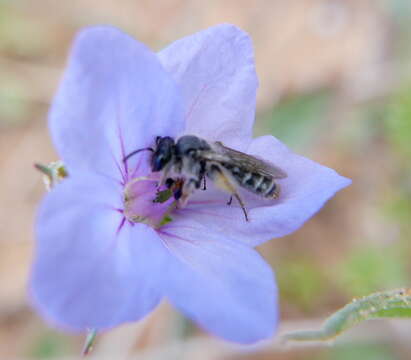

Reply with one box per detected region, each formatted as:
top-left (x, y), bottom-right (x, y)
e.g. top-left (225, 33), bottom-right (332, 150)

top-left (124, 135), bottom-right (287, 221)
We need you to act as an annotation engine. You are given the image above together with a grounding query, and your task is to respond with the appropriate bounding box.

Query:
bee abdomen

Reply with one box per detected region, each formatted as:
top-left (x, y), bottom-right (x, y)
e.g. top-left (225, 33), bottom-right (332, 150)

top-left (222, 162), bottom-right (279, 198)
top-left (265, 179), bottom-right (279, 198)
top-left (253, 175), bottom-right (278, 198)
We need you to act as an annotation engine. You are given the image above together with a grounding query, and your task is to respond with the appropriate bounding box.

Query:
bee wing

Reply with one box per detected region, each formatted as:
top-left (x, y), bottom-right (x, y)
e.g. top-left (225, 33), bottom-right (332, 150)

top-left (211, 141), bottom-right (288, 179)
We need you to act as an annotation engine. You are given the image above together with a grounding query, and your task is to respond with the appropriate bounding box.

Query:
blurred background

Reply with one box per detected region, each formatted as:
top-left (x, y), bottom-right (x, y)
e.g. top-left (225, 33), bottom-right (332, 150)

top-left (1, 0), bottom-right (411, 359)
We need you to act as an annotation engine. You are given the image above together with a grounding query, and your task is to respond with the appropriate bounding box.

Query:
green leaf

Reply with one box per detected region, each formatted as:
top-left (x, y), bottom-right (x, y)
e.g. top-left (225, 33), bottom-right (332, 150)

top-left (276, 259), bottom-right (327, 311)
top-left (336, 246), bottom-right (408, 296)
top-left (29, 331), bottom-right (69, 359)
top-left (257, 91), bottom-right (331, 150)
top-left (283, 288), bottom-right (411, 342)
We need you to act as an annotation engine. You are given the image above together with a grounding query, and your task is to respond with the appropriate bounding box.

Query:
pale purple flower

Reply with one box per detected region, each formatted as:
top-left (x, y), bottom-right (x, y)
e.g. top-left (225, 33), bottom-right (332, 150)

top-left (30, 25), bottom-right (351, 344)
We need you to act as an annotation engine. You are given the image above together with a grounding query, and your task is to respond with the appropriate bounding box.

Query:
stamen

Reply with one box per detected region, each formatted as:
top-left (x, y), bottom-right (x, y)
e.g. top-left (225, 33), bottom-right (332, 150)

top-left (122, 177), bottom-right (175, 229)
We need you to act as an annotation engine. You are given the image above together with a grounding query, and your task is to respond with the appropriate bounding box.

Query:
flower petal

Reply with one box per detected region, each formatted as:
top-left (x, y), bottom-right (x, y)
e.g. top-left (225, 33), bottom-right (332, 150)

top-left (158, 24), bottom-right (257, 150)
top-left (50, 26), bottom-right (183, 180)
top-left (245, 135), bottom-right (352, 241)
top-left (159, 221), bottom-right (278, 343)
top-left (30, 173), bottom-right (168, 331)
top-left (172, 135), bottom-right (351, 246)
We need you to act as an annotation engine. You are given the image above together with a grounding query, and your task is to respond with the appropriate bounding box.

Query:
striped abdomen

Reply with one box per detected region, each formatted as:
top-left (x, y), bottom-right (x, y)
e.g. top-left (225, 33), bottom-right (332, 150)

top-left (222, 163), bottom-right (279, 198)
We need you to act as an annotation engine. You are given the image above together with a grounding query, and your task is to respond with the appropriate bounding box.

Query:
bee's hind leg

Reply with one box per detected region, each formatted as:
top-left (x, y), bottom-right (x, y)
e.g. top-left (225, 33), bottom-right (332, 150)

top-left (227, 196), bottom-right (233, 205)
top-left (232, 193), bottom-right (249, 222)
top-left (210, 166), bottom-right (249, 222)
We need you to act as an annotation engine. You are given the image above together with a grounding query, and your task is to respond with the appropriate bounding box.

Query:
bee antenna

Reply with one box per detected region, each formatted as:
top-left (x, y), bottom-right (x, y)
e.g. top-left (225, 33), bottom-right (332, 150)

top-left (123, 147), bottom-right (154, 163)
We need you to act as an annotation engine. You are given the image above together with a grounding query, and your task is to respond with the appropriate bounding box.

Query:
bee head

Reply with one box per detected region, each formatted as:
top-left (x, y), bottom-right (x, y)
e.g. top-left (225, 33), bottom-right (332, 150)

top-left (151, 136), bottom-right (175, 172)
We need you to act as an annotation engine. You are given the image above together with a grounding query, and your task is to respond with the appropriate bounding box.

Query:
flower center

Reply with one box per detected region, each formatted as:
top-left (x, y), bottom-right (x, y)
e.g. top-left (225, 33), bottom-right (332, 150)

top-left (123, 177), bottom-right (175, 228)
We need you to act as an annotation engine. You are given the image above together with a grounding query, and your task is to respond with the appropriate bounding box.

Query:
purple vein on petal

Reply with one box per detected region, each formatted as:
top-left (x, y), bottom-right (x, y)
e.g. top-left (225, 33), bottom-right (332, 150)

top-left (158, 230), bottom-right (204, 273)
top-left (107, 145), bottom-right (127, 185)
top-left (129, 150), bottom-right (147, 180)
top-left (184, 83), bottom-right (208, 122)
top-left (160, 224), bottom-right (199, 233)
top-left (104, 125), bottom-right (127, 185)
top-left (128, 101), bottom-right (155, 180)
top-left (92, 167), bottom-right (125, 188)
top-left (116, 216), bottom-right (126, 235)
top-left (159, 230), bottom-right (225, 277)
top-left (159, 230), bottom-right (197, 245)
top-left (99, 204), bottom-right (126, 216)
top-left (114, 100), bottom-right (129, 182)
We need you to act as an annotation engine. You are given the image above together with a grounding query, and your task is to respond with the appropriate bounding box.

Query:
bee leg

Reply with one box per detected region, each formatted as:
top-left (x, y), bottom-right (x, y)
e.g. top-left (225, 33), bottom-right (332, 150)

top-left (178, 179), bottom-right (197, 207)
top-left (198, 162), bottom-right (207, 190)
top-left (172, 181), bottom-right (183, 201)
top-left (227, 196), bottom-right (233, 206)
top-left (211, 166), bottom-right (249, 222)
top-left (157, 163), bottom-right (173, 187)
top-left (157, 172), bottom-right (167, 187)
top-left (232, 193), bottom-right (249, 222)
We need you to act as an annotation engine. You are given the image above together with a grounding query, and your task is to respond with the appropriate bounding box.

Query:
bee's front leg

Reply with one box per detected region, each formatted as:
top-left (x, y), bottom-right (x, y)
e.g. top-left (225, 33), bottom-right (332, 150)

top-left (157, 172), bottom-right (168, 188)
top-left (157, 163), bottom-right (174, 188)
top-left (178, 178), bottom-right (197, 207)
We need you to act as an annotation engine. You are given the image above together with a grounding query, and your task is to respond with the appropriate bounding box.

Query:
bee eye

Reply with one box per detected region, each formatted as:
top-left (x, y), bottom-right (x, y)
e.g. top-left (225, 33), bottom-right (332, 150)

top-left (152, 155), bottom-right (164, 171)
top-left (152, 153), bottom-right (171, 172)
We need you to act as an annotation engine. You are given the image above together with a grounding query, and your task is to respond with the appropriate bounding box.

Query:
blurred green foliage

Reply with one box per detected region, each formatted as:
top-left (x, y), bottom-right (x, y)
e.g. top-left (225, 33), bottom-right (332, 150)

top-left (0, 1), bottom-right (59, 126)
top-left (383, 83), bottom-right (411, 259)
top-left (277, 258), bottom-right (328, 311)
top-left (29, 331), bottom-right (69, 360)
top-left (384, 193), bottom-right (411, 234)
top-left (385, 87), bottom-right (411, 159)
top-left (0, 75), bottom-right (29, 124)
top-left (322, 343), bottom-right (399, 360)
top-left (257, 91), bottom-right (331, 150)
top-left (336, 246), bottom-right (408, 296)
top-left (0, 2), bottom-right (53, 58)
